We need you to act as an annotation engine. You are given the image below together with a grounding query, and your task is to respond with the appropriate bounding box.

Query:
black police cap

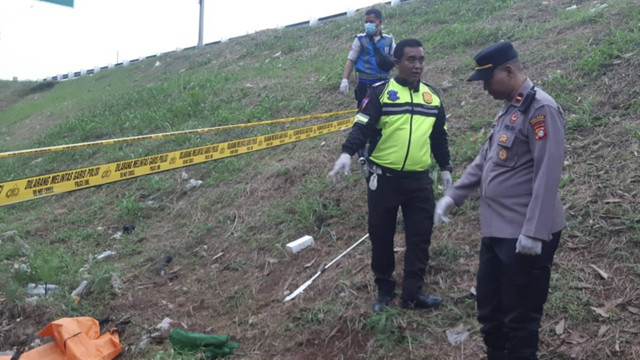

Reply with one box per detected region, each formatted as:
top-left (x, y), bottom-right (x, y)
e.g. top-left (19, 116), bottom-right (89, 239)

top-left (467, 41), bottom-right (518, 82)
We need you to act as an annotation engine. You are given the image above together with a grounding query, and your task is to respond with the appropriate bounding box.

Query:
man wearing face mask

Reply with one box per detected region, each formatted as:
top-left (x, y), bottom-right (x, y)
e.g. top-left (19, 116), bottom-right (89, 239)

top-left (329, 39), bottom-right (452, 313)
top-left (434, 41), bottom-right (566, 360)
top-left (339, 8), bottom-right (395, 109)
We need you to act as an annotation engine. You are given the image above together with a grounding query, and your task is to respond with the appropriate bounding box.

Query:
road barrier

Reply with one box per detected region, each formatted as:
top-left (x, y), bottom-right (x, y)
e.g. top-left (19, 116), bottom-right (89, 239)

top-left (39, 0), bottom-right (410, 82)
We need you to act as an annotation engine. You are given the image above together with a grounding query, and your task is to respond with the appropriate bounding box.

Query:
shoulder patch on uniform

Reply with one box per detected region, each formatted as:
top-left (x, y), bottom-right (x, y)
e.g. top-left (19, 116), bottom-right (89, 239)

top-left (421, 81), bottom-right (441, 97)
top-left (510, 112), bottom-right (519, 124)
top-left (529, 114), bottom-right (547, 141)
top-left (529, 114), bottom-right (545, 123)
top-left (361, 97), bottom-right (370, 110)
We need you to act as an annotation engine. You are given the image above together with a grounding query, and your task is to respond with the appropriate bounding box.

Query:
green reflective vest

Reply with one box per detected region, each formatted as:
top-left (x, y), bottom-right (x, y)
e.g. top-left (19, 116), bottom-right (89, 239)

top-left (358, 79), bottom-right (443, 171)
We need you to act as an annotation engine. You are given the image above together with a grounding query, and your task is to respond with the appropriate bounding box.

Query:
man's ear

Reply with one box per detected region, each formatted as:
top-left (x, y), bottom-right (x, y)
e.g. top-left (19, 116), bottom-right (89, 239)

top-left (393, 58), bottom-right (400, 68)
top-left (504, 64), bottom-right (516, 78)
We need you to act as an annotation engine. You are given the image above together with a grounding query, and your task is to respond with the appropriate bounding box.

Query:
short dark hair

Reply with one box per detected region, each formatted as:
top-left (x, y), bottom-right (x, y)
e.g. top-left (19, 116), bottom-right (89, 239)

top-left (394, 38), bottom-right (423, 60)
top-left (500, 58), bottom-right (523, 72)
top-left (365, 8), bottom-right (382, 20)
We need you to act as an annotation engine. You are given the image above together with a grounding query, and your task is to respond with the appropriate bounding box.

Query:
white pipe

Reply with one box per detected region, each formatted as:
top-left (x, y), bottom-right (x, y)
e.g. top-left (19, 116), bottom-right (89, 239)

top-left (284, 233), bottom-right (369, 302)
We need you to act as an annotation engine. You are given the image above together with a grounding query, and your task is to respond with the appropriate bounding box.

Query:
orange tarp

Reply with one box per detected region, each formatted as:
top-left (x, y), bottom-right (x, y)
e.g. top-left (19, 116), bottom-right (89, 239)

top-left (0, 317), bottom-right (121, 360)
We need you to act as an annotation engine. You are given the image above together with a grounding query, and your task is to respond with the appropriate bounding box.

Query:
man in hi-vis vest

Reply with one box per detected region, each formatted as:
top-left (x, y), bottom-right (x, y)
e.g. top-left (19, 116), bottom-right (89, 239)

top-left (329, 39), bottom-right (453, 313)
top-left (339, 8), bottom-right (395, 109)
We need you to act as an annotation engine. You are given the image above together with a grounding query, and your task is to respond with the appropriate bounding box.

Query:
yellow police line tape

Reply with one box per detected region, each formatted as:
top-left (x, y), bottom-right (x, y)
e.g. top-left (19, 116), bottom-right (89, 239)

top-left (0, 117), bottom-right (353, 207)
top-left (0, 109), bottom-right (357, 160)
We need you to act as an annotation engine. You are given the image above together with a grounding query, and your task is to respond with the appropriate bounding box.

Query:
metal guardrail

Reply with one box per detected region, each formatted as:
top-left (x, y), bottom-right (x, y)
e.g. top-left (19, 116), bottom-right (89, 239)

top-left (41, 0), bottom-right (411, 82)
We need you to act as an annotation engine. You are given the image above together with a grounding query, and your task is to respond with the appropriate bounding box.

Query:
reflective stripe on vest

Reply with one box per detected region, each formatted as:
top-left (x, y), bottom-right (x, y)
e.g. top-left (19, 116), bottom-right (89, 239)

top-left (354, 34), bottom-right (393, 82)
top-left (368, 79), bottom-right (442, 171)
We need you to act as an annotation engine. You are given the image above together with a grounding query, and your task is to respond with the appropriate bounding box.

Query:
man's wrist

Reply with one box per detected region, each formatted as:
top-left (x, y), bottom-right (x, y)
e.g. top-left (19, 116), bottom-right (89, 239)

top-left (441, 165), bottom-right (453, 173)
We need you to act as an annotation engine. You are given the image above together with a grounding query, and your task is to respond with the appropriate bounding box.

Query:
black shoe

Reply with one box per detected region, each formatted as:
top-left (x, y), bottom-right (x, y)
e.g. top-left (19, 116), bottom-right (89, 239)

top-left (372, 292), bottom-right (397, 313)
top-left (401, 293), bottom-right (442, 309)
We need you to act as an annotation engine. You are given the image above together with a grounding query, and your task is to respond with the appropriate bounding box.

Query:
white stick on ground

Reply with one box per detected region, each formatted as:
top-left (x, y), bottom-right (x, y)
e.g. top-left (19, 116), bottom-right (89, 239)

top-left (284, 233), bottom-right (369, 302)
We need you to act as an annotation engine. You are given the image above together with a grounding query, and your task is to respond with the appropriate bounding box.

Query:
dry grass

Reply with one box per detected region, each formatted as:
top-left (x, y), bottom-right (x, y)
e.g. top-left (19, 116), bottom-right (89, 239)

top-left (1, 0), bottom-right (639, 359)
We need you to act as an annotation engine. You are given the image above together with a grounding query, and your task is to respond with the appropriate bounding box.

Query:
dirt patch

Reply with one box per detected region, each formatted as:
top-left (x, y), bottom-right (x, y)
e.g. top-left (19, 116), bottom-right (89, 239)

top-left (2, 1), bottom-right (640, 359)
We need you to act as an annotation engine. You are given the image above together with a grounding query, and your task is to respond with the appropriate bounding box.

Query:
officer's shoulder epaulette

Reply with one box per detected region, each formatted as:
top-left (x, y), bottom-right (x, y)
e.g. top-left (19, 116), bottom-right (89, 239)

top-left (421, 81), bottom-right (441, 97)
top-left (518, 86), bottom-right (537, 113)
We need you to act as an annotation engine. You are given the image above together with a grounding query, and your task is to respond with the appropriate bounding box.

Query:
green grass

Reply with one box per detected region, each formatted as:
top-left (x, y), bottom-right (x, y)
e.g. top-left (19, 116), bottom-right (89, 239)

top-left (117, 196), bottom-right (144, 223)
top-left (431, 242), bottom-right (475, 262)
top-left (577, 27), bottom-right (640, 78)
top-left (299, 303), bottom-right (342, 327)
top-left (365, 308), bottom-right (407, 345)
top-left (0, 0), bottom-right (639, 358)
top-left (267, 175), bottom-right (343, 233)
top-left (546, 270), bottom-right (598, 323)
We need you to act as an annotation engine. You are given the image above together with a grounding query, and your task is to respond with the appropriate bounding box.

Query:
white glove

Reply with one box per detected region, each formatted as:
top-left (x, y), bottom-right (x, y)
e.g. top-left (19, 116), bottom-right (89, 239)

top-left (434, 196), bottom-right (455, 224)
top-left (328, 153), bottom-right (351, 179)
top-left (440, 170), bottom-right (452, 192)
top-left (516, 234), bottom-right (542, 255)
top-left (339, 79), bottom-right (349, 94)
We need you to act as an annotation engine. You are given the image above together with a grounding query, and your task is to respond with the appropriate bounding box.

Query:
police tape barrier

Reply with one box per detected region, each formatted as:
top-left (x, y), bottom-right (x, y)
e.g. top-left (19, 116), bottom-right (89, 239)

top-left (0, 109), bottom-right (357, 160)
top-left (0, 117), bottom-right (353, 207)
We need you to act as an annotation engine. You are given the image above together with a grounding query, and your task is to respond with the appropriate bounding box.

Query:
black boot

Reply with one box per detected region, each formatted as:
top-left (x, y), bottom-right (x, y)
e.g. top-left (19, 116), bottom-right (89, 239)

top-left (401, 293), bottom-right (442, 309)
top-left (486, 349), bottom-right (506, 360)
top-left (372, 292), bottom-right (397, 313)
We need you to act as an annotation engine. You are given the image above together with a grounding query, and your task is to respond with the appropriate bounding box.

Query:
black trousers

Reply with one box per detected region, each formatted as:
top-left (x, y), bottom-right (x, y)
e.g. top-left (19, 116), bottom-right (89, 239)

top-left (477, 231), bottom-right (561, 360)
top-left (354, 82), bottom-right (370, 109)
top-left (367, 173), bottom-right (435, 300)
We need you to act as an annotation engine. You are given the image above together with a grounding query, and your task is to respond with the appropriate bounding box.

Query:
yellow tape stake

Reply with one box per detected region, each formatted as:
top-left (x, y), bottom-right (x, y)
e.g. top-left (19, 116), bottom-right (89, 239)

top-left (0, 118), bottom-right (353, 207)
top-left (0, 109), bottom-right (357, 160)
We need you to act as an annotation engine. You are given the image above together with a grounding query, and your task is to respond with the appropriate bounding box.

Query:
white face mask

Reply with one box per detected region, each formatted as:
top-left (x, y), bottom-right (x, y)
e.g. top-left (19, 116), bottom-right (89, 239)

top-left (365, 23), bottom-right (377, 35)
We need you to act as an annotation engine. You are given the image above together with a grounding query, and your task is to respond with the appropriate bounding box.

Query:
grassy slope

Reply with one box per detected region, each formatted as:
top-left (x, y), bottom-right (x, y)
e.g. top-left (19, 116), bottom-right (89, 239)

top-left (1, 0), bottom-right (639, 359)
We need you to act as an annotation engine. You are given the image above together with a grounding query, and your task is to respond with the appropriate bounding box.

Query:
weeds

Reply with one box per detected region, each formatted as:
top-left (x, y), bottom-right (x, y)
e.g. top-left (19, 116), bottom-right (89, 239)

top-left (431, 242), bottom-right (475, 262)
top-left (0, 0), bottom-right (639, 359)
top-left (364, 308), bottom-right (413, 347)
top-left (300, 303), bottom-right (341, 326)
top-left (117, 197), bottom-right (143, 223)
top-left (578, 28), bottom-right (640, 78)
top-left (267, 176), bottom-right (343, 232)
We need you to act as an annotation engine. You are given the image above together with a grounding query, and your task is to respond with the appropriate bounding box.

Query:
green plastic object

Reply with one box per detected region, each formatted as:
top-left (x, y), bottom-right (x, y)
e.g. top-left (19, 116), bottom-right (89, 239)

top-left (169, 328), bottom-right (239, 359)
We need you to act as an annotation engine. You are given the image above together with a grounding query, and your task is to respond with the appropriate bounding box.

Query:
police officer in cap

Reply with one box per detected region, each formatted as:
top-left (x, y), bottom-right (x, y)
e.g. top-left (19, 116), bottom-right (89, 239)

top-left (434, 41), bottom-right (566, 359)
top-left (330, 38), bottom-right (452, 313)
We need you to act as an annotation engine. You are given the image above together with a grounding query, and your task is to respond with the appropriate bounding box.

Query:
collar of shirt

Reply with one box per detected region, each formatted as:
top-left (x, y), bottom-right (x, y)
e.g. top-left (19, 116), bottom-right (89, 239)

top-left (393, 76), bottom-right (420, 92)
top-left (496, 78), bottom-right (534, 118)
top-left (506, 78), bottom-right (534, 108)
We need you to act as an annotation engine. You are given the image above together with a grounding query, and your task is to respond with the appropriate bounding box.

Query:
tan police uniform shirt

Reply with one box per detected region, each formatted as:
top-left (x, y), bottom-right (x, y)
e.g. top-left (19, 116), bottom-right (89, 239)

top-left (447, 78), bottom-right (566, 240)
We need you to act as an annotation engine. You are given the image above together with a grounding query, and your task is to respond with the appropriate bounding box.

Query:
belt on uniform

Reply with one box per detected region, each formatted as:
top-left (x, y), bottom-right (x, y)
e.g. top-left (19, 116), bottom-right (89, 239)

top-left (357, 72), bottom-right (389, 80)
top-left (368, 162), bottom-right (429, 178)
